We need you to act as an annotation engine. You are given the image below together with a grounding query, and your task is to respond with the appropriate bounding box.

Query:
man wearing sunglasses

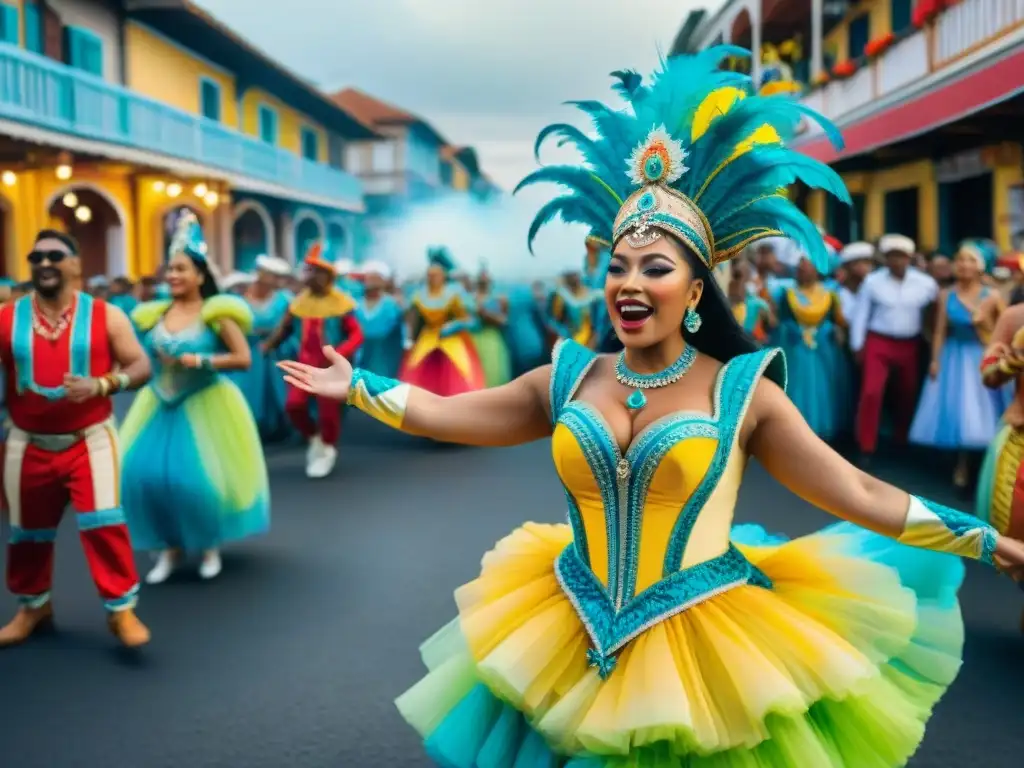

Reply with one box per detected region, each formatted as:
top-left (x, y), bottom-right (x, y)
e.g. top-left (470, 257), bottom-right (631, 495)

top-left (0, 230), bottom-right (153, 649)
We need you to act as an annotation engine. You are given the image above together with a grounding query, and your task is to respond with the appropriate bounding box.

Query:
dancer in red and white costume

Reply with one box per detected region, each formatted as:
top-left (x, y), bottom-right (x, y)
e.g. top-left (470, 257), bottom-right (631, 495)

top-left (0, 230), bottom-right (152, 649)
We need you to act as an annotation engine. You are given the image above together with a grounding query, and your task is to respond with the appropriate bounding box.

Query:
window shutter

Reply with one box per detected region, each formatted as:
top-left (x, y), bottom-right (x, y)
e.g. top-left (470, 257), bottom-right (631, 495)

top-left (0, 4), bottom-right (18, 45)
top-left (23, 2), bottom-right (42, 53)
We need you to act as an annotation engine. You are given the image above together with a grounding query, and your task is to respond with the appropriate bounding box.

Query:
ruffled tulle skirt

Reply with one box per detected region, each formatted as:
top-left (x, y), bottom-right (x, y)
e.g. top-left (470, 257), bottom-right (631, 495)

top-left (120, 379), bottom-right (270, 552)
top-left (397, 521), bottom-right (965, 767)
top-left (910, 338), bottom-right (1013, 450)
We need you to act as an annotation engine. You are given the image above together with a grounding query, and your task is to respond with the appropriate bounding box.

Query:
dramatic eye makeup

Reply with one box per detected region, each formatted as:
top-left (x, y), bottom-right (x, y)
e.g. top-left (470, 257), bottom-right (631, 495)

top-left (608, 252), bottom-right (676, 276)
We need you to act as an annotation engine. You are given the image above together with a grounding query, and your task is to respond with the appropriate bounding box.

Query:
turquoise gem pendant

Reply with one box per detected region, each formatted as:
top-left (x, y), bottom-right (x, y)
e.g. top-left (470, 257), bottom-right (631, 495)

top-left (615, 346), bottom-right (697, 411)
top-left (626, 390), bottom-right (647, 411)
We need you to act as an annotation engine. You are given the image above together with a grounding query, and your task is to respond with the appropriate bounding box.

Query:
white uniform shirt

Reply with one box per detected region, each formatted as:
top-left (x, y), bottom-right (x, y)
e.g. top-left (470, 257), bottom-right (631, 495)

top-left (838, 284), bottom-right (861, 321)
top-left (849, 268), bottom-right (939, 352)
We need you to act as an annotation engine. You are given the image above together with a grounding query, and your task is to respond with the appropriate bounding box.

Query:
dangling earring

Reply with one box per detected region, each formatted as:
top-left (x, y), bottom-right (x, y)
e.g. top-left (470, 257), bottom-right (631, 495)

top-left (684, 307), bottom-right (702, 333)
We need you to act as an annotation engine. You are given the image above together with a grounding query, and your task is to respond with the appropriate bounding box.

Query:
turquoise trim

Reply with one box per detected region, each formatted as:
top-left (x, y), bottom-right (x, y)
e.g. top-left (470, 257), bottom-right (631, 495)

top-left (663, 348), bottom-right (782, 573)
top-left (9, 525), bottom-right (58, 544)
top-left (65, 25), bottom-right (104, 78)
top-left (76, 507), bottom-right (126, 532)
top-left (548, 339), bottom-right (597, 425)
top-left (0, 4), bottom-right (18, 45)
top-left (16, 591), bottom-right (51, 609)
top-left (103, 584), bottom-right (139, 612)
top-left (11, 293), bottom-right (94, 400)
top-left (915, 495), bottom-right (998, 565)
top-left (350, 369), bottom-right (401, 399)
top-left (555, 543), bottom-right (770, 678)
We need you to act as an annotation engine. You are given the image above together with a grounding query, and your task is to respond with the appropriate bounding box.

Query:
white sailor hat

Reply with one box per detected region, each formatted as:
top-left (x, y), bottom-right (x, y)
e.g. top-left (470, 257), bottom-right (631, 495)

top-left (878, 234), bottom-right (916, 256)
top-left (361, 259), bottom-right (392, 279)
top-left (840, 241), bottom-right (875, 264)
top-left (254, 254), bottom-right (291, 276)
top-left (86, 275), bottom-right (109, 288)
top-left (221, 271), bottom-right (254, 291)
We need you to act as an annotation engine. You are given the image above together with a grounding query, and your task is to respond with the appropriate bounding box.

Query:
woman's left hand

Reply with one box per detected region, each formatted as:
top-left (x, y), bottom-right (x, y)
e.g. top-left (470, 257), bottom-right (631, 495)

top-left (177, 353), bottom-right (202, 369)
top-left (994, 535), bottom-right (1024, 581)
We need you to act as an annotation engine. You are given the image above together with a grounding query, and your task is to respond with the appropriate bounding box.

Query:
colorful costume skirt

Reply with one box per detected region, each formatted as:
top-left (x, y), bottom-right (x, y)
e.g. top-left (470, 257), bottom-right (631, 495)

top-left (400, 331), bottom-right (485, 397)
top-left (397, 521), bottom-right (964, 766)
top-left (472, 326), bottom-right (512, 388)
top-left (779, 326), bottom-right (851, 440)
top-left (977, 423), bottom-right (1024, 539)
top-left (120, 378), bottom-right (270, 553)
top-left (230, 336), bottom-right (293, 442)
top-left (911, 338), bottom-right (1014, 450)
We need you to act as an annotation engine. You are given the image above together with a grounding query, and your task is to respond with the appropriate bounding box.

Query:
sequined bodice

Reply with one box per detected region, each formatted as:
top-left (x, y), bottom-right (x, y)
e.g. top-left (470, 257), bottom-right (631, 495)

top-left (148, 318), bottom-right (222, 405)
top-left (553, 379), bottom-right (741, 607)
top-left (547, 340), bottom-right (781, 667)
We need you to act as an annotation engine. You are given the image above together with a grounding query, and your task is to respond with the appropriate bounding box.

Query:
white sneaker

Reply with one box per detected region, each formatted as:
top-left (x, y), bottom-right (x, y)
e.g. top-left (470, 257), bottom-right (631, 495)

top-left (145, 551), bottom-right (175, 585)
top-left (305, 436), bottom-right (324, 477)
top-left (307, 445), bottom-right (337, 479)
top-left (198, 550), bottom-right (222, 580)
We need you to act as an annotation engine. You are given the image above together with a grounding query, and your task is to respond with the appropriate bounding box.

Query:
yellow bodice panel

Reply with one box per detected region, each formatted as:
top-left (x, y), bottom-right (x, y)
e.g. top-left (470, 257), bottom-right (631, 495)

top-left (407, 288), bottom-right (475, 375)
top-left (552, 405), bottom-right (746, 595)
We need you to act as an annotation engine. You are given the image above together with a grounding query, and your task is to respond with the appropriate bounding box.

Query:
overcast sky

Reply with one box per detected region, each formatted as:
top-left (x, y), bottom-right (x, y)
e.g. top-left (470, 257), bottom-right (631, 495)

top-left (195, 0), bottom-right (717, 190)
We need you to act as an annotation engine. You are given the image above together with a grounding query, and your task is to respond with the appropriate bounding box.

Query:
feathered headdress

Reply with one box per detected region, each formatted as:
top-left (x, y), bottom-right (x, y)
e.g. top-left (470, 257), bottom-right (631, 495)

top-left (304, 241), bottom-right (334, 273)
top-left (169, 210), bottom-right (208, 262)
top-left (516, 45), bottom-right (849, 273)
top-left (427, 246), bottom-right (456, 273)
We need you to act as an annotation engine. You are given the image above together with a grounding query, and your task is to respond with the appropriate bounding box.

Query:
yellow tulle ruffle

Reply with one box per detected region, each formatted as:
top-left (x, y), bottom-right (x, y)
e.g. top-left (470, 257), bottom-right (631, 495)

top-left (399, 522), bottom-right (964, 763)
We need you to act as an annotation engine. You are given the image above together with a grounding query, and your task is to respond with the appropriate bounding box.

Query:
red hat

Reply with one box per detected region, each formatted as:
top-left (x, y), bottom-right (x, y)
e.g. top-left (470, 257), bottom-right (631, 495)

top-left (304, 242), bottom-right (334, 273)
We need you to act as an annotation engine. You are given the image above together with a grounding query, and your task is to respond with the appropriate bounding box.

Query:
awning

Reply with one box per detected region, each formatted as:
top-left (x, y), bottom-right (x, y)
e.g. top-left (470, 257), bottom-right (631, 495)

top-left (796, 45), bottom-right (1024, 164)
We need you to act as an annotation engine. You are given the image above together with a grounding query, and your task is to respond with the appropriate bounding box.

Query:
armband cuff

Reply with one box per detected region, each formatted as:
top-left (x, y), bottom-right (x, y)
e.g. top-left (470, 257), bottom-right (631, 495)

top-left (899, 495), bottom-right (997, 565)
top-left (346, 369), bottom-right (409, 429)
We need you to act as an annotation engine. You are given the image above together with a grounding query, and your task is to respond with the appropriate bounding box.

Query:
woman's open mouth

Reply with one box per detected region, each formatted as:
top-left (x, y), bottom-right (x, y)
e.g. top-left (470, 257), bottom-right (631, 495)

top-left (615, 299), bottom-right (654, 331)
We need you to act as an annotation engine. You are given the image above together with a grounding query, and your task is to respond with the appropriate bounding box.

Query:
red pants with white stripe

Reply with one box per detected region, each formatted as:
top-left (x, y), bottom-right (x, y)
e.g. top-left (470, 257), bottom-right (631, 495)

top-left (3, 421), bottom-right (139, 611)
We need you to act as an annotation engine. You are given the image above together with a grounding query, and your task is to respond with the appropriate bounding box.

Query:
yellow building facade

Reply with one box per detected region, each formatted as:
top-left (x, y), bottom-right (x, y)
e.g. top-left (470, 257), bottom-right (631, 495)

top-left (0, 2), bottom-right (370, 281)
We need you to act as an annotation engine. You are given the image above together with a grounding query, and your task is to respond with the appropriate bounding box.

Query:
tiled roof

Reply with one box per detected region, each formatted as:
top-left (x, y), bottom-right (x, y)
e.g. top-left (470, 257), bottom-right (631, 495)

top-left (330, 88), bottom-right (418, 126)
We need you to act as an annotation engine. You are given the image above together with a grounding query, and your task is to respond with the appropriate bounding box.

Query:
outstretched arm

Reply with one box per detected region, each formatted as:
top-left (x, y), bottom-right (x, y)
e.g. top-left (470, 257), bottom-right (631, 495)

top-left (281, 349), bottom-right (553, 447)
top-left (744, 377), bottom-right (1024, 571)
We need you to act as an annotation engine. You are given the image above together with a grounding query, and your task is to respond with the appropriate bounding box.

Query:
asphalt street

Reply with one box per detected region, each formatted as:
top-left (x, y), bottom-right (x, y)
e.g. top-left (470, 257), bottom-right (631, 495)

top-left (0, 409), bottom-right (1021, 768)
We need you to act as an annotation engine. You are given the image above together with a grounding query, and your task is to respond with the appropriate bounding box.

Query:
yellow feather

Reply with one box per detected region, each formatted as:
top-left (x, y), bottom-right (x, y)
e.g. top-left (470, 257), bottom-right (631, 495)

top-left (731, 124), bottom-right (781, 160)
top-left (691, 87), bottom-right (745, 142)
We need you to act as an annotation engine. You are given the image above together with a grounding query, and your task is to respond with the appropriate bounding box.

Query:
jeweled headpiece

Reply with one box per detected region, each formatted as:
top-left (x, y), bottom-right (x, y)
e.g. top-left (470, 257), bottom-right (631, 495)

top-left (170, 210), bottom-right (208, 262)
top-left (516, 46), bottom-right (849, 272)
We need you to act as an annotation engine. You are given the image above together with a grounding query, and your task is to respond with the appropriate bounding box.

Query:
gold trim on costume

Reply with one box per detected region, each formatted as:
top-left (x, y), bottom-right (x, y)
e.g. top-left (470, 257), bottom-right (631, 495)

top-left (898, 497), bottom-right (988, 559)
top-left (347, 379), bottom-right (411, 430)
top-left (991, 428), bottom-right (1024, 535)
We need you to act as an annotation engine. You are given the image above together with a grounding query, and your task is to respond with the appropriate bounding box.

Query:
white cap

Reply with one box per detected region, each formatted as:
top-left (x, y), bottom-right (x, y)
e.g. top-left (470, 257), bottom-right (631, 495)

top-left (221, 271), bottom-right (254, 291)
top-left (254, 254), bottom-right (291, 276)
top-left (334, 258), bottom-right (356, 276)
top-left (840, 241), bottom-right (875, 264)
top-left (361, 259), bottom-right (392, 279)
top-left (87, 275), bottom-right (109, 288)
top-left (879, 234), bottom-right (916, 256)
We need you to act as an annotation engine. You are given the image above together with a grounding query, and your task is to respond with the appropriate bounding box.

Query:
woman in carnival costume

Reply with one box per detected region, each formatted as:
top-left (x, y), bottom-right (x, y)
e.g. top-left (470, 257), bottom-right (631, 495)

top-left (356, 260), bottom-right (406, 378)
top-left (728, 258), bottom-right (775, 342)
top-left (400, 247), bottom-right (485, 396)
top-left (773, 252), bottom-right (851, 440)
top-left (281, 48), bottom-right (1024, 766)
top-left (121, 212), bottom-right (270, 584)
top-left (233, 255), bottom-right (294, 442)
top-left (471, 263), bottom-right (513, 387)
top-left (546, 268), bottom-right (597, 347)
top-left (912, 239), bottom-right (1012, 488)
top-left (503, 281), bottom-right (549, 377)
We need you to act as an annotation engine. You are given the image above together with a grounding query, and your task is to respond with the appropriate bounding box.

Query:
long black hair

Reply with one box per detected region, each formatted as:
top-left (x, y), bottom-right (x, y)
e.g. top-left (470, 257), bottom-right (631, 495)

top-left (598, 236), bottom-right (784, 385)
top-left (177, 248), bottom-right (221, 300)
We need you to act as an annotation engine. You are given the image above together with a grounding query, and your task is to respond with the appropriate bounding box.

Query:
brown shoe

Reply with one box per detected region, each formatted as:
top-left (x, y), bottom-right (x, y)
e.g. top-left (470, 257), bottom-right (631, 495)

top-left (107, 609), bottom-right (150, 649)
top-left (0, 603), bottom-right (55, 648)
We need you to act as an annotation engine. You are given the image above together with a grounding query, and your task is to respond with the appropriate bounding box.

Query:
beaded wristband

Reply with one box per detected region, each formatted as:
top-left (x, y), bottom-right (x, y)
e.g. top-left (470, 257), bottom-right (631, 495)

top-left (899, 496), bottom-right (997, 565)
top-left (346, 369), bottom-right (410, 429)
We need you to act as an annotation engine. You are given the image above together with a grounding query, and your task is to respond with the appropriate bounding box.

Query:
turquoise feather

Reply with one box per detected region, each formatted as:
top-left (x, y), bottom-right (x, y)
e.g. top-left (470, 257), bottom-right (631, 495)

top-left (517, 45), bottom-right (848, 269)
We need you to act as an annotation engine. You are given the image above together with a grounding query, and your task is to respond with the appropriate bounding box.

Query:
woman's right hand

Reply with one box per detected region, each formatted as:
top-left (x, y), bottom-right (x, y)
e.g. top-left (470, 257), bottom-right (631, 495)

top-left (277, 346), bottom-right (353, 402)
top-left (928, 360), bottom-right (939, 379)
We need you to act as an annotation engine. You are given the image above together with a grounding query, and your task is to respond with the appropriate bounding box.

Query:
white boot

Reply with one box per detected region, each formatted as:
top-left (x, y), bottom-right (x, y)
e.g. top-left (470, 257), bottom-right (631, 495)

top-left (145, 550), bottom-right (175, 585)
top-left (198, 550), bottom-right (222, 580)
top-left (308, 444), bottom-right (337, 479)
top-left (305, 436), bottom-right (324, 478)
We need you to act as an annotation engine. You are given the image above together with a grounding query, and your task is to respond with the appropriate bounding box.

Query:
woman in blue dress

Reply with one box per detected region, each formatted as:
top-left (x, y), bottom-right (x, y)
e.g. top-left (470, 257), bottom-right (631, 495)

top-left (120, 212), bottom-right (270, 584)
top-left (910, 240), bottom-right (1012, 488)
top-left (357, 260), bottom-right (406, 378)
top-left (232, 255), bottom-right (294, 442)
top-left (502, 282), bottom-right (548, 376)
top-left (774, 254), bottom-right (851, 440)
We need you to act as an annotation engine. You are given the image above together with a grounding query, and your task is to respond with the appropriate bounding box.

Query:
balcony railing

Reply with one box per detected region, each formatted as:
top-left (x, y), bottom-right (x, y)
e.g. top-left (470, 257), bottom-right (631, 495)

top-left (0, 43), bottom-right (363, 209)
top-left (800, 0), bottom-right (1023, 132)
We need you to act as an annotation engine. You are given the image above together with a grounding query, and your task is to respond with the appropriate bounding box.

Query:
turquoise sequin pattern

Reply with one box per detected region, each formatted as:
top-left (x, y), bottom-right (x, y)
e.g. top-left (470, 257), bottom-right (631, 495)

top-left (917, 496), bottom-right (998, 565)
top-left (350, 369), bottom-right (401, 400)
